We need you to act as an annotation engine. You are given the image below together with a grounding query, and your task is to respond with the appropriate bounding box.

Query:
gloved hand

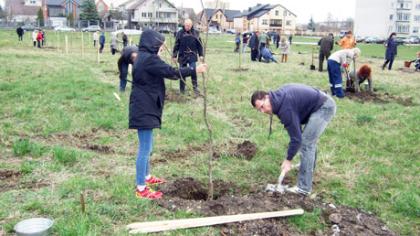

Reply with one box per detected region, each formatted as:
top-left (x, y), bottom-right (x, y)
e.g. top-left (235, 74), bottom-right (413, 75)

top-left (342, 63), bottom-right (349, 68)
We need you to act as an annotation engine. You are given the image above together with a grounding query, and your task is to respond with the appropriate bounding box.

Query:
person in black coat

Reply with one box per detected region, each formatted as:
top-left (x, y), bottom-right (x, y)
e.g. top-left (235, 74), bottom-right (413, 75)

top-left (318, 33), bottom-right (334, 72)
top-left (117, 46), bottom-right (138, 92)
top-left (172, 19), bottom-right (204, 95)
top-left (130, 29), bottom-right (207, 199)
top-left (16, 26), bottom-right (24, 41)
top-left (248, 31), bottom-right (260, 61)
top-left (382, 32), bottom-right (398, 70)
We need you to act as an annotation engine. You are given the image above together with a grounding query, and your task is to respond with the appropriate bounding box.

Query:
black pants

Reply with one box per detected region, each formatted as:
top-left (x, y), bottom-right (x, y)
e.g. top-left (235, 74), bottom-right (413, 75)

top-left (179, 62), bottom-right (198, 93)
top-left (234, 43), bottom-right (240, 52)
top-left (318, 51), bottom-right (330, 72)
top-left (251, 48), bottom-right (258, 61)
top-left (258, 43), bottom-right (266, 61)
top-left (18, 35), bottom-right (23, 41)
top-left (111, 47), bottom-right (117, 55)
top-left (94, 40), bottom-right (97, 47)
top-left (383, 58), bottom-right (394, 70)
top-left (37, 40), bottom-right (41, 48)
top-left (99, 43), bottom-right (104, 53)
top-left (276, 41), bottom-right (279, 49)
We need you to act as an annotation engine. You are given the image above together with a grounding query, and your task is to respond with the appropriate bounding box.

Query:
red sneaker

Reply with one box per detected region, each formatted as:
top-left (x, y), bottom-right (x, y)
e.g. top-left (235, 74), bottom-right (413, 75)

top-left (136, 187), bottom-right (163, 199)
top-left (145, 176), bottom-right (166, 185)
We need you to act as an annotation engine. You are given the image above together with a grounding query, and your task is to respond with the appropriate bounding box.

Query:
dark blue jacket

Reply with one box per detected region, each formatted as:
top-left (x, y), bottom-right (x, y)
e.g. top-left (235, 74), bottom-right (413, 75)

top-left (118, 46), bottom-right (138, 82)
top-left (248, 33), bottom-right (259, 49)
top-left (385, 38), bottom-right (397, 60)
top-left (261, 47), bottom-right (274, 61)
top-left (129, 30), bottom-right (196, 129)
top-left (99, 34), bottom-right (105, 44)
top-left (269, 84), bottom-right (327, 160)
top-left (172, 27), bottom-right (203, 64)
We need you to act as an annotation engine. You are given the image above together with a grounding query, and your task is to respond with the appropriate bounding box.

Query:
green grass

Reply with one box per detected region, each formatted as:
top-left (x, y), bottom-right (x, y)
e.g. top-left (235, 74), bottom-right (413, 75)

top-left (0, 29), bottom-right (419, 235)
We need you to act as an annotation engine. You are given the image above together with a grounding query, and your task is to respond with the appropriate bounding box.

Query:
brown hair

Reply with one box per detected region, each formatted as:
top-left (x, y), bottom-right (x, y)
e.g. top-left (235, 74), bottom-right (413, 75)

top-left (357, 64), bottom-right (372, 78)
top-left (251, 91), bottom-right (268, 107)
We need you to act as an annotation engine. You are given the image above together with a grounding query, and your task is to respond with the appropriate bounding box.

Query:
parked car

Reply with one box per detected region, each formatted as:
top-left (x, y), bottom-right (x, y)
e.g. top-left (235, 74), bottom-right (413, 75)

top-left (54, 26), bottom-right (76, 32)
top-left (226, 29), bottom-right (236, 34)
top-left (403, 36), bottom-right (420, 44)
top-left (208, 27), bottom-right (221, 34)
top-left (364, 36), bottom-right (385, 44)
top-left (355, 35), bottom-right (366, 43)
top-left (82, 25), bottom-right (101, 32)
top-left (21, 24), bottom-right (36, 31)
top-left (114, 29), bottom-right (142, 36)
top-left (395, 37), bottom-right (406, 45)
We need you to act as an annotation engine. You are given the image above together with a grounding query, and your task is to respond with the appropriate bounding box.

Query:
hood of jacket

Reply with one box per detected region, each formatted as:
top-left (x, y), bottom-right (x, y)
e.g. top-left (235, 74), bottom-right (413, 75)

top-left (139, 29), bottom-right (165, 54)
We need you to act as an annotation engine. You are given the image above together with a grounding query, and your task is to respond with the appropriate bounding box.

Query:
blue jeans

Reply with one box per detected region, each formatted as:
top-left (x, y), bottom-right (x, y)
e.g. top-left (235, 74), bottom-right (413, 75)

top-left (327, 60), bottom-right (344, 98)
top-left (136, 129), bottom-right (153, 186)
top-left (297, 95), bottom-right (336, 193)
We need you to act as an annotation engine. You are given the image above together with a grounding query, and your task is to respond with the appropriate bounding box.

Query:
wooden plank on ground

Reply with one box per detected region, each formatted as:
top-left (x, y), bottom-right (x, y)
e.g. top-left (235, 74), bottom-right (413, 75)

top-left (127, 209), bottom-right (304, 234)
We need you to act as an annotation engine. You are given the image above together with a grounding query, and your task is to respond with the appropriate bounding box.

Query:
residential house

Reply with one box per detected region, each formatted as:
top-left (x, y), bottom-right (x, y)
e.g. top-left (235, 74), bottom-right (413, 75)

top-left (178, 7), bottom-right (195, 21)
top-left (5, 0), bottom-right (41, 22)
top-left (120, 0), bottom-right (178, 31)
top-left (197, 8), bottom-right (240, 31)
top-left (355, 0), bottom-right (420, 37)
top-left (233, 3), bottom-right (297, 34)
top-left (46, 0), bottom-right (66, 26)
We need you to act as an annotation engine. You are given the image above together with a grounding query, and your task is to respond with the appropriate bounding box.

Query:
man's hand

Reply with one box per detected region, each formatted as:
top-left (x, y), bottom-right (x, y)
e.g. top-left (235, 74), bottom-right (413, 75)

top-left (172, 57), bottom-right (177, 63)
top-left (196, 63), bottom-right (208, 73)
top-left (281, 160), bottom-right (292, 174)
top-left (199, 56), bottom-right (204, 63)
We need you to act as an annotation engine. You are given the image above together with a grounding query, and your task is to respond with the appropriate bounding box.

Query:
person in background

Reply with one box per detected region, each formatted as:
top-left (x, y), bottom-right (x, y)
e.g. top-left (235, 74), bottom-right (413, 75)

top-left (274, 30), bottom-right (281, 49)
top-left (172, 18), bottom-right (203, 95)
top-left (250, 84), bottom-right (336, 196)
top-left (93, 31), bottom-right (99, 47)
top-left (258, 31), bottom-right (269, 61)
top-left (337, 31), bottom-right (356, 49)
top-left (382, 32), bottom-right (398, 71)
top-left (280, 37), bottom-right (290, 63)
top-left (412, 51), bottom-right (420, 72)
top-left (122, 32), bottom-right (128, 47)
top-left (288, 35), bottom-right (293, 45)
top-left (16, 26), bottom-right (24, 41)
top-left (99, 32), bottom-right (105, 53)
top-left (32, 30), bottom-right (38, 47)
top-left (261, 47), bottom-right (278, 63)
top-left (327, 48), bottom-right (361, 98)
top-left (347, 64), bottom-right (373, 92)
top-left (118, 46), bottom-right (138, 92)
top-left (242, 32), bottom-right (249, 53)
top-left (36, 29), bottom-right (43, 48)
top-left (41, 30), bottom-right (45, 46)
top-left (130, 30), bottom-right (208, 199)
top-left (318, 33), bottom-right (334, 72)
top-left (234, 32), bottom-right (241, 52)
top-left (248, 31), bottom-right (260, 61)
top-left (110, 33), bottom-right (120, 55)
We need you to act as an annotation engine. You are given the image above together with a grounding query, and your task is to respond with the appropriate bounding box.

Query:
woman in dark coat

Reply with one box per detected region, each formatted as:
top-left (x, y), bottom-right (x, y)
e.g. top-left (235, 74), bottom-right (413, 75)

top-left (130, 29), bottom-right (207, 199)
top-left (382, 32), bottom-right (398, 70)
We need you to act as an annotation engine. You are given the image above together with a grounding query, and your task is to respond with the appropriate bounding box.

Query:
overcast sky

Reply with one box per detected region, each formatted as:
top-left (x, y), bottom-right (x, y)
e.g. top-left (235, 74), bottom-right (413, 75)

top-left (171, 0), bottom-right (356, 24)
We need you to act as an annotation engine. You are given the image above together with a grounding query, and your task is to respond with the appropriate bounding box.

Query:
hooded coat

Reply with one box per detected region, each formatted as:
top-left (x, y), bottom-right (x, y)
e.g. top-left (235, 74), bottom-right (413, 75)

top-left (129, 30), bottom-right (196, 129)
top-left (385, 38), bottom-right (397, 60)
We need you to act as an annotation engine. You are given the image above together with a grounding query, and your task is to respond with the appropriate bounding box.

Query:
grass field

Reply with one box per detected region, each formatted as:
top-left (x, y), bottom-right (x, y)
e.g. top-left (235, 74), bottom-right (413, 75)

top-left (0, 29), bottom-right (419, 235)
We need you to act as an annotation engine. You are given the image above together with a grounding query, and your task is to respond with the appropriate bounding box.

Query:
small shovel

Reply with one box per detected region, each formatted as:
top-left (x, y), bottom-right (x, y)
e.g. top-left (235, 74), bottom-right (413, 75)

top-left (265, 163), bottom-right (300, 193)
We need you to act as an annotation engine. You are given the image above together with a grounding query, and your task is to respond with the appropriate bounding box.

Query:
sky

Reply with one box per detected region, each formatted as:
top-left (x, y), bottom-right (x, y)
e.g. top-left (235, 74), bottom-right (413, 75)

top-left (171, 0), bottom-right (356, 24)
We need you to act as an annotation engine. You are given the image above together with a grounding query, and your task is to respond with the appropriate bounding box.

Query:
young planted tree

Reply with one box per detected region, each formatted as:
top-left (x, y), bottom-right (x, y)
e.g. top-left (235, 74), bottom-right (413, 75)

top-left (79, 0), bottom-right (100, 21)
top-left (37, 8), bottom-right (44, 27)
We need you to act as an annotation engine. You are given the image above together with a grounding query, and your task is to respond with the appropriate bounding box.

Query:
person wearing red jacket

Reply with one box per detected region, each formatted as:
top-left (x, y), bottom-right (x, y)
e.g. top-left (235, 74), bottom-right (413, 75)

top-left (36, 30), bottom-right (43, 48)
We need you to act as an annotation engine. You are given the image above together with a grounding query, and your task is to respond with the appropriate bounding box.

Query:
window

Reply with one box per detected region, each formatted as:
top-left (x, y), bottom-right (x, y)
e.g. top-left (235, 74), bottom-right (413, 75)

top-left (286, 20), bottom-right (291, 26)
top-left (142, 12), bottom-right (147, 17)
top-left (262, 19), bottom-right (268, 25)
top-left (30, 0), bottom-right (36, 4)
top-left (415, 15), bottom-right (420, 21)
top-left (390, 14), bottom-right (393, 20)
top-left (283, 10), bottom-right (287, 16)
top-left (396, 24), bottom-right (410, 33)
top-left (413, 27), bottom-right (419, 33)
top-left (275, 10), bottom-right (279, 16)
top-left (148, 12), bottom-right (152, 17)
top-left (397, 12), bottom-right (410, 21)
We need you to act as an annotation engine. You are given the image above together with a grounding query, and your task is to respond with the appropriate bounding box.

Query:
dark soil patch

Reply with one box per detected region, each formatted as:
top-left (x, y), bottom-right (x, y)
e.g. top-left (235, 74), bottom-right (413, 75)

top-left (157, 144), bottom-right (207, 163)
top-left (157, 178), bottom-right (397, 236)
top-left (0, 170), bottom-right (21, 180)
top-left (165, 90), bottom-right (189, 103)
top-left (231, 68), bottom-right (249, 72)
top-left (397, 67), bottom-right (417, 74)
top-left (103, 69), bottom-right (119, 75)
top-left (84, 144), bottom-right (114, 153)
top-left (346, 91), bottom-right (415, 106)
top-left (214, 141), bottom-right (258, 160)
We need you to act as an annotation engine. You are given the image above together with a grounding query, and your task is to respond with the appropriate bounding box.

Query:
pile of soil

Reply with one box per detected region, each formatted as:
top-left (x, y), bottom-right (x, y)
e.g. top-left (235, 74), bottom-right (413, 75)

top-left (234, 141), bottom-right (257, 160)
top-left (0, 170), bottom-right (49, 192)
top-left (165, 90), bottom-right (189, 103)
top-left (346, 91), bottom-right (415, 106)
top-left (157, 178), bottom-right (396, 236)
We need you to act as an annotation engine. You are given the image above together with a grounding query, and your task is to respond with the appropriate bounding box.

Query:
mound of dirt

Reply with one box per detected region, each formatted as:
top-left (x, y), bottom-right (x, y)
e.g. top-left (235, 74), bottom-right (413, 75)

top-left (346, 91), bottom-right (415, 106)
top-left (84, 144), bottom-right (114, 153)
top-left (157, 178), bottom-right (397, 236)
top-left (0, 170), bottom-right (21, 180)
top-left (165, 90), bottom-right (189, 103)
top-left (234, 141), bottom-right (257, 160)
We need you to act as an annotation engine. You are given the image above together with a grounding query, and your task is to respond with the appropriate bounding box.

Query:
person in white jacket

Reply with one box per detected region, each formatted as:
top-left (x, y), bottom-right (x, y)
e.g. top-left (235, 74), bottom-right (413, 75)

top-left (32, 30), bottom-right (38, 47)
top-left (327, 48), bottom-right (361, 98)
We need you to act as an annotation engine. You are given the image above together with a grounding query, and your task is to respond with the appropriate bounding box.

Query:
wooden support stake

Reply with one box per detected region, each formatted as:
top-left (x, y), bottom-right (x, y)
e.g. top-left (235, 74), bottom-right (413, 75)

top-left (127, 209), bottom-right (304, 234)
top-left (81, 31), bottom-right (84, 57)
top-left (97, 41), bottom-right (100, 64)
top-left (65, 35), bottom-right (69, 54)
top-left (80, 191), bottom-right (85, 213)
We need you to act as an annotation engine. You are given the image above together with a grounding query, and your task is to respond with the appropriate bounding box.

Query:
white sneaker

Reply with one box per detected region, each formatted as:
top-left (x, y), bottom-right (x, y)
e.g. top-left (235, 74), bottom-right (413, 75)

top-left (286, 186), bottom-right (310, 196)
